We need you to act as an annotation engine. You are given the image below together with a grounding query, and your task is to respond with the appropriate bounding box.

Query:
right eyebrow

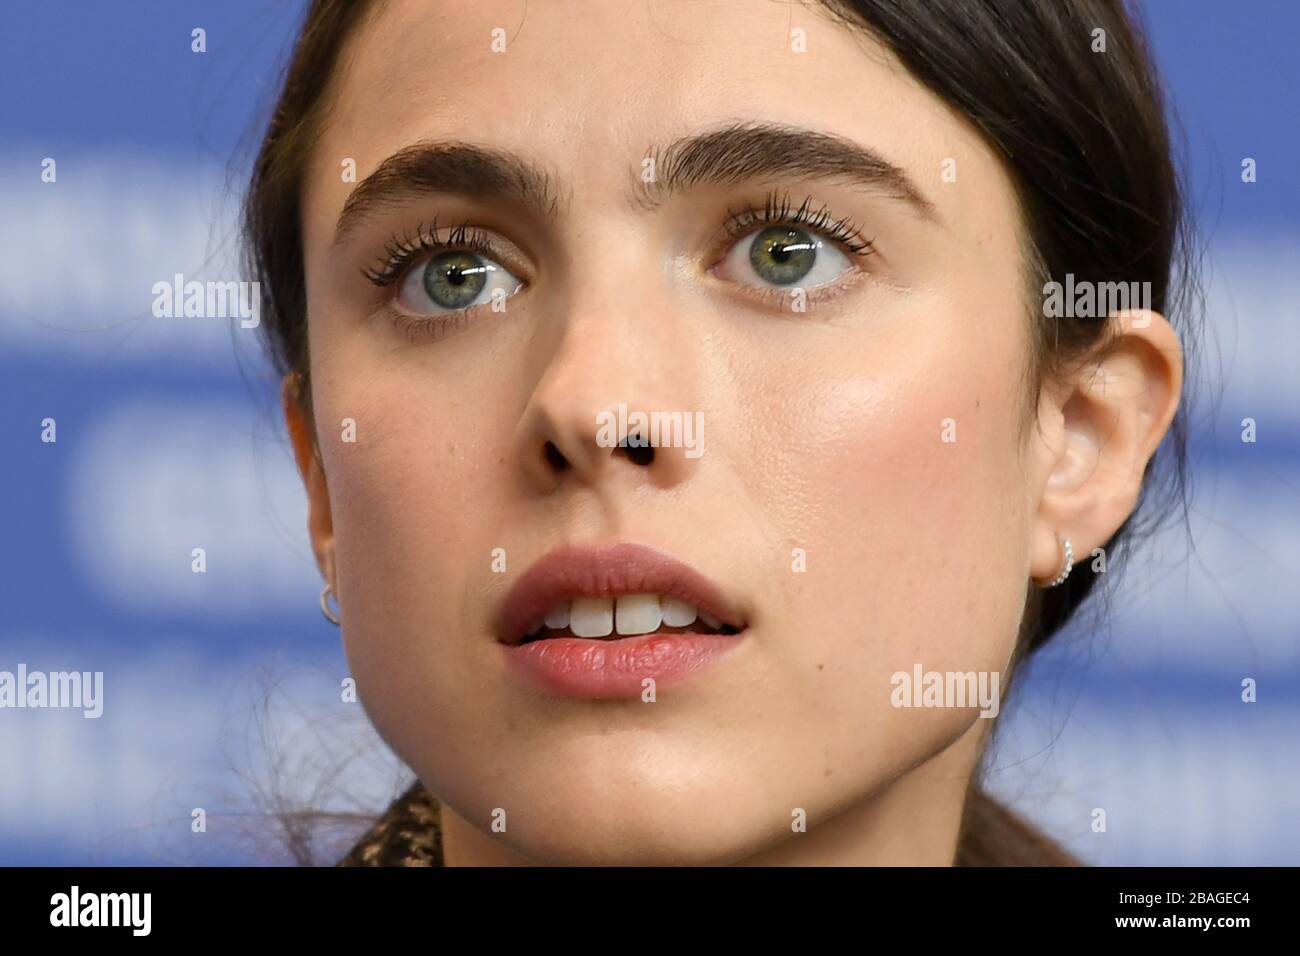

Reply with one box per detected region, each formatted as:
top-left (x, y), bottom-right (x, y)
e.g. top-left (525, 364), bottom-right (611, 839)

top-left (332, 141), bottom-right (562, 246)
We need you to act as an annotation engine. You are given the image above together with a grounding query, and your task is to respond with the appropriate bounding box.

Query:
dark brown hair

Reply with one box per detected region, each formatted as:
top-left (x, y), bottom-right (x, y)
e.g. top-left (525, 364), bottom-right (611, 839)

top-left (244, 0), bottom-right (1200, 866)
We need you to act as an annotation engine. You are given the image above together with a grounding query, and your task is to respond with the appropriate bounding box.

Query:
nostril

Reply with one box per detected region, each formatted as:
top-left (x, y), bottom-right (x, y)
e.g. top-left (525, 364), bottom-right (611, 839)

top-left (543, 440), bottom-right (570, 472)
top-left (618, 434), bottom-right (655, 467)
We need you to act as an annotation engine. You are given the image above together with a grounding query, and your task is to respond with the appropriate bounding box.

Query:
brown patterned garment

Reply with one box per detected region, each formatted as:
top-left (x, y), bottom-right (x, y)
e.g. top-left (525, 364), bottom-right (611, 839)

top-left (335, 780), bottom-right (445, 867)
top-left (334, 781), bottom-right (1079, 866)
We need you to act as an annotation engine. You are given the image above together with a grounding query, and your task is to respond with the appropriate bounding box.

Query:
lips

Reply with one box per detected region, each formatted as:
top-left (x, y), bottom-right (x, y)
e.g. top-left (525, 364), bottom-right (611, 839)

top-left (495, 543), bottom-right (748, 647)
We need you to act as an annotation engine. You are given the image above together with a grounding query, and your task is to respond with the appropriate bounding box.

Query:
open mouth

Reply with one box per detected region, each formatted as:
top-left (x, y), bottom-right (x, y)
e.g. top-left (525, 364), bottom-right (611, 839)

top-left (517, 594), bottom-right (743, 645)
top-left (496, 543), bottom-right (749, 648)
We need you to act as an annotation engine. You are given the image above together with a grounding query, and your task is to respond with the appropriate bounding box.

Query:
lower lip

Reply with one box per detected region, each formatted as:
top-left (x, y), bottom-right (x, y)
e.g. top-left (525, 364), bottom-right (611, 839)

top-left (500, 631), bottom-right (747, 698)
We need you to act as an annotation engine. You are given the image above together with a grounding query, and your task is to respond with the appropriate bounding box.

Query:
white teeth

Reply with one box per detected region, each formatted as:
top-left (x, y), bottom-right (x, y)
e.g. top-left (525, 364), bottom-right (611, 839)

top-left (543, 602), bottom-right (570, 630)
top-left (569, 597), bottom-right (614, 637)
top-left (660, 597), bottom-right (698, 628)
top-left (537, 594), bottom-right (727, 639)
top-left (615, 594), bottom-right (662, 635)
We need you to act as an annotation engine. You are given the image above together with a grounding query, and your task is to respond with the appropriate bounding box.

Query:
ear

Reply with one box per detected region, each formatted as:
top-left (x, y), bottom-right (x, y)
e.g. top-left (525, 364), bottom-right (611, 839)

top-left (282, 373), bottom-right (337, 592)
top-left (1027, 309), bottom-right (1183, 584)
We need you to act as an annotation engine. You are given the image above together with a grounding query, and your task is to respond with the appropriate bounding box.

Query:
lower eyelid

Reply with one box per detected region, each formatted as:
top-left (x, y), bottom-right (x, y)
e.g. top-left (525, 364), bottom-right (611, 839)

top-left (388, 304), bottom-right (477, 342)
top-left (709, 262), bottom-right (872, 310)
top-left (386, 276), bottom-right (526, 336)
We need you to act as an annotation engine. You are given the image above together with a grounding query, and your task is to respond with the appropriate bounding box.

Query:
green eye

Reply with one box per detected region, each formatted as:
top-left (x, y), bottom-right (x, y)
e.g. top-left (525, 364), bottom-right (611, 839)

top-left (748, 226), bottom-right (818, 286)
top-left (421, 251), bottom-right (490, 309)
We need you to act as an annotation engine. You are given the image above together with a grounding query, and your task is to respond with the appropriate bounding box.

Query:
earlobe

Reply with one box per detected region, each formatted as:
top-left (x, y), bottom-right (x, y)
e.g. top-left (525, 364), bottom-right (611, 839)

top-left (1029, 309), bottom-right (1182, 584)
top-left (281, 372), bottom-right (337, 589)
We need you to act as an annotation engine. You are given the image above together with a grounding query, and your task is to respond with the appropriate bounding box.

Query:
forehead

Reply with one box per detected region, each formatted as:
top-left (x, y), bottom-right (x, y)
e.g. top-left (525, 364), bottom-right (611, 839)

top-left (303, 0), bottom-right (1012, 248)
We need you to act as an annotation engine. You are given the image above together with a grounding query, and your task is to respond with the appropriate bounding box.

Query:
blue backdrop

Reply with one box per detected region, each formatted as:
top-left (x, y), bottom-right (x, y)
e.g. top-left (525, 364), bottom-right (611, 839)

top-left (1, 0), bottom-right (1296, 865)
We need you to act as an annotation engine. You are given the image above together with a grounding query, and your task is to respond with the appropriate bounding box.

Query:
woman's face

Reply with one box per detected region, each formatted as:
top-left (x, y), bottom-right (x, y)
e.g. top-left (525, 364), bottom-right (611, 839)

top-left (294, 0), bottom-right (1056, 864)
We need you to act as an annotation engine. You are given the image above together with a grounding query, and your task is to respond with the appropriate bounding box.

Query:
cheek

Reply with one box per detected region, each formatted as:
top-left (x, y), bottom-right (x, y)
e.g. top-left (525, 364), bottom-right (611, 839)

top-left (310, 365), bottom-right (503, 701)
top-left (315, 342), bottom-right (509, 573)
top-left (715, 308), bottom-right (1035, 794)
top-left (742, 306), bottom-right (1033, 692)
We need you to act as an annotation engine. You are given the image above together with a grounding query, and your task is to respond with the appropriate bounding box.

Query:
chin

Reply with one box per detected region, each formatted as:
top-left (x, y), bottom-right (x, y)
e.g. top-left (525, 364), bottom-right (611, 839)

top-left (502, 798), bottom-right (780, 867)
top-left (439, 759), bottom-right (787, 865)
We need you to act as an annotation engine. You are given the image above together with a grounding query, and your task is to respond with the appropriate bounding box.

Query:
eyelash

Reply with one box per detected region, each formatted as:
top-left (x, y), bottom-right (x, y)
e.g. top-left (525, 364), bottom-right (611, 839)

top-left (361, 218), bottom-right (502, 287)
top-left (720, 190), bottom-right (876, 259)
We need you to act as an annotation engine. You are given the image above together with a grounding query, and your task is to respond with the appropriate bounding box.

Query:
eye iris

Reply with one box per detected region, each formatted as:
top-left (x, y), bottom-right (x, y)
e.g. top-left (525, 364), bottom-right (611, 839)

top-left (422, 251), bottom-right (489, 308)
top-left (749, 226), bottom-right (817, 285)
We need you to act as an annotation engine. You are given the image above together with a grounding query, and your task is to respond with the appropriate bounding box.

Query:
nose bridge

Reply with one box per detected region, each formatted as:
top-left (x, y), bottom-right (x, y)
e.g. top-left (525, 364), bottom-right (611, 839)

top-left (514, 248), bottom-right (701, 494)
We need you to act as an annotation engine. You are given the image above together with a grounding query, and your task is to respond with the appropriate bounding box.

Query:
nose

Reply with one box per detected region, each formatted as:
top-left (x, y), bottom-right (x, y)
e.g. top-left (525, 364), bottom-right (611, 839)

top-left (514, 273), bottom-right (701, 497)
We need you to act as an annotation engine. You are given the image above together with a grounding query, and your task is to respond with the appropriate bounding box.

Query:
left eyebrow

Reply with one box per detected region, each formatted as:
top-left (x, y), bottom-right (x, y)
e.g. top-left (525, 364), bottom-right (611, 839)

top-left (332, 140), bottom-right (562, 246)
top-left (637, 121), bottom-right (939, 223)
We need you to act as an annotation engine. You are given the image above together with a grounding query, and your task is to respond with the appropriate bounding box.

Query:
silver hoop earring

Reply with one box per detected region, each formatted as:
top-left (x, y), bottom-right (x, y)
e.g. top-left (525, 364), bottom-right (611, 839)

top-left (1046, 534), bottom-right (1074, 588)
top-left (320, 583), bottom-right (341, 626)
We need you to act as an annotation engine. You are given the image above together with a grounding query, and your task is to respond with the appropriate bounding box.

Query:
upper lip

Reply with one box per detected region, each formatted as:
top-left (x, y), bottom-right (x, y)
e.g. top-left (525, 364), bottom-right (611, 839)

top-left (495, 542), bottom-right (749, 646)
